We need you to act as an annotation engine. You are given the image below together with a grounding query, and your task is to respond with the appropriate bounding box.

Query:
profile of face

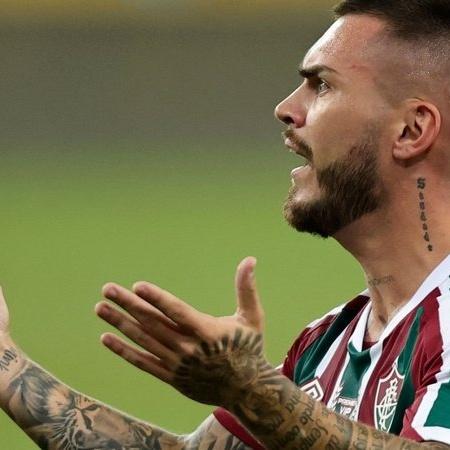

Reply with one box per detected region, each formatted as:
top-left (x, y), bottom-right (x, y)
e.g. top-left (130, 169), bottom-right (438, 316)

top-left (276, 15), bottom-right (389, 238)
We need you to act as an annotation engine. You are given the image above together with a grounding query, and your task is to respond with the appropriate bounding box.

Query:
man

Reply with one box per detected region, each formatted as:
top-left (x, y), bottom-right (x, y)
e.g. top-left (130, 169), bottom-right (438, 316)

top-left (1, 0), bottom-right (450, 448)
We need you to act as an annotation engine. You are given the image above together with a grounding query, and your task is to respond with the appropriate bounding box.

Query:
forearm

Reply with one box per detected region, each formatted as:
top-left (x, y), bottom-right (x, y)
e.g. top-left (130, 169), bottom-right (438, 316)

top-left (229, 366), bottom-right (447, 450)
top-left (0, 339), bottom-right (184, 450)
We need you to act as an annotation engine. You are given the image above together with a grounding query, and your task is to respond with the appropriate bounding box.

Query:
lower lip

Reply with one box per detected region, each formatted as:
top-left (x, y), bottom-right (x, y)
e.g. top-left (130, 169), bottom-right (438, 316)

top-left (291, 165), bottom-right (311, 177)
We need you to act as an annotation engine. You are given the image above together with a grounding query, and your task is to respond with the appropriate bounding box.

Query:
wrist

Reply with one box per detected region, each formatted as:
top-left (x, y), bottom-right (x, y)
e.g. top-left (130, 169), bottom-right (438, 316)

top-left (0, 335), bottom-right (26, 383)
top-left (225, 357), bottom-right (279, 411)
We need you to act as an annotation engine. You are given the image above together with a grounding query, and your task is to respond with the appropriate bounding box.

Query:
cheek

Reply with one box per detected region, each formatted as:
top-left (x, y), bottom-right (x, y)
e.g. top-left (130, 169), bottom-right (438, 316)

top-left (305, 102), bottom-right (372, 167)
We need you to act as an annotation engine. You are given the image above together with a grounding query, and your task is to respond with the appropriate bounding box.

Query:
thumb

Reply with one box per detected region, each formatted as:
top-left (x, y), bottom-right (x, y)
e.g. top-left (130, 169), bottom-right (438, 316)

top-left (235, 257), bottom-right (264, 330)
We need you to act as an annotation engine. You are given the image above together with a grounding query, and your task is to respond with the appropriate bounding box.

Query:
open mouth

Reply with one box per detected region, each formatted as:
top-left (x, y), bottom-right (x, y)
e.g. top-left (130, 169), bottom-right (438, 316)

top-left (291, 151), bottom-right (310, 168)
top-left (285, 138), bottom-right (313, 172)
top-left (284, 136), bottom-right (313, 166)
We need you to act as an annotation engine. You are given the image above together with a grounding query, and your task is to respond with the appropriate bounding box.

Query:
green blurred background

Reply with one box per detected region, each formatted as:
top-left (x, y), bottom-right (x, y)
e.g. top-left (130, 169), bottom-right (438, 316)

top-left (0, 0), bottom-right (364, 447)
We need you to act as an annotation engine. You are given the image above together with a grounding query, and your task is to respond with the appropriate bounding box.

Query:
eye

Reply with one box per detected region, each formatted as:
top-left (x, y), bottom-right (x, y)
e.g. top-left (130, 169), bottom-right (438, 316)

top-left (316, 79), bottom-right (330, 95)
top-left (84, 404), bottom-right (100, 411)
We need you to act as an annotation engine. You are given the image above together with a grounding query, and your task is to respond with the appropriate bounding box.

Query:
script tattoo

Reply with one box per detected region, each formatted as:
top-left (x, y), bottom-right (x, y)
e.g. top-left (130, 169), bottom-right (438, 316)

top-left (368, 276), bottom-right (395, 288)
top-left (417, 178), bottom-right (433, 252)
top-left (172, 329), bottom-right (450, 450)
top-left (0, 348), bottom-right (18, 372)
top-left (232, 379), bottom-right (450, 450)
top-left (2, 361), bottom-right (251, 449)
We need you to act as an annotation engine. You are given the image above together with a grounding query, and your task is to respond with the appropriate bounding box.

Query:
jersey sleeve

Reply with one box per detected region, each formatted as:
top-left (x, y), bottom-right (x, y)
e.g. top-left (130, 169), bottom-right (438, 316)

top-left (400, 295), bottom-right (450, 444)
top-left (212, 408), bottom-right (265, 450)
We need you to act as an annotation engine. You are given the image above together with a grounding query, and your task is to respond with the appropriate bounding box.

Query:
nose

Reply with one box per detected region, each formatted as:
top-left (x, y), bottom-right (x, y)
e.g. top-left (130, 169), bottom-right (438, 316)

top-left (274, 87), bottom-right (306, 127)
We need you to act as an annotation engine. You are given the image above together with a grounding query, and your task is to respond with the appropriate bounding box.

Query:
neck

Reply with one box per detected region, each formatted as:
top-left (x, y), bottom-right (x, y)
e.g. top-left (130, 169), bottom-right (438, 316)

top-left (334, 180), bottom-right (450, 340)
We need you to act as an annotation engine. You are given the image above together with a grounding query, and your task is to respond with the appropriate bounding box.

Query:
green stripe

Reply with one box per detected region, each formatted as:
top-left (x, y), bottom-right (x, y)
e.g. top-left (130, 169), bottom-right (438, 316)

top-left (425, 383), bottom-right (450, 427)
top-left (339, 342), bottom-right (371, 401)
top-left (294, 306), bottom-right (359, 386)
top-left (387, 307), bottom-right (423, 434)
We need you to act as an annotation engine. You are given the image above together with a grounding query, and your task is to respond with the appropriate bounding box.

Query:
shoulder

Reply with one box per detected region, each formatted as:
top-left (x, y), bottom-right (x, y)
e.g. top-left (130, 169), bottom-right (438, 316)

top-left (413, 285), bottom-right (450, 363)
top-left (291, 292), bottom-right (369, 352)
top-left (282, 292), bottom-right (369, 379)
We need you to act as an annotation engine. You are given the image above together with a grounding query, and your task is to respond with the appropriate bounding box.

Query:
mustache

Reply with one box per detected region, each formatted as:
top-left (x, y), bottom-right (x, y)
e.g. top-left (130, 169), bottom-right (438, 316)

top-left (283, 129), bottom-right (314, 162)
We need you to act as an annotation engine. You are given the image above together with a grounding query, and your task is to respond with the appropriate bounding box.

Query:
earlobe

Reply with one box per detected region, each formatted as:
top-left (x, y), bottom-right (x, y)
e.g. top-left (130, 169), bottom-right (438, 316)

top-left (392, 102), bottom-right (441, 161)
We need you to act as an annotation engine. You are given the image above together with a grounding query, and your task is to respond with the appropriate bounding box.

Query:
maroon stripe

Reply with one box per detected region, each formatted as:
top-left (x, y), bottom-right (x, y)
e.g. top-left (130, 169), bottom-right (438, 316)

top-left (401, 288), bottom-right (444, 437)
top-left (213, 408), bottom-right (265, 450)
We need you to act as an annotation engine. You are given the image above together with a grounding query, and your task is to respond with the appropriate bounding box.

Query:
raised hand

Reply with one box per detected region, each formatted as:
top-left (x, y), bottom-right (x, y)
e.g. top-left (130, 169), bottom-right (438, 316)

top-left (95, 257), bottom-right (274, 409)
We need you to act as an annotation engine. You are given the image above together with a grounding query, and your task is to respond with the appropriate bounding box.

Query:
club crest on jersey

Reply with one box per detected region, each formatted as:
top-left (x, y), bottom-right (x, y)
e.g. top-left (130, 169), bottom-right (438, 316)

top-left (300, 378), bottom-right (324, 401)
top-left (374, 361), bottom-right (405, 432)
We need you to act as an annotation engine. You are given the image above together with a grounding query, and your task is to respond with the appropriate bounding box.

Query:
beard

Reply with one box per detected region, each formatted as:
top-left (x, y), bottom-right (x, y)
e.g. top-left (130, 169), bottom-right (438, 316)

top-left (283, 127), bottom-right (385, 238)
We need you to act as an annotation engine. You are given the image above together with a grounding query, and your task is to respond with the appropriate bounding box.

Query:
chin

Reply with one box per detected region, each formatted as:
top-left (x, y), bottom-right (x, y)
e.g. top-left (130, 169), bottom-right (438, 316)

top-left (283, 198), bottom-right (337, 239)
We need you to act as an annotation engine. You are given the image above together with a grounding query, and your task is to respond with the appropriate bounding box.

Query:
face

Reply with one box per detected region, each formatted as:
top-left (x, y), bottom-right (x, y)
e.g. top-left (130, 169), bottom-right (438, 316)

top-left (276, 15), bottom-right (391, 238)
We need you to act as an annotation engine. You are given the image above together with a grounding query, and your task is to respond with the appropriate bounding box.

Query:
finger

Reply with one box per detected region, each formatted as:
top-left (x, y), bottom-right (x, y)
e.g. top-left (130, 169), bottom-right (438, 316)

top-left (235, 257), bottom-right (264, 329)
top-left (101, 333), bottom-right (173, 383)
top-left (133, 282), bottom-right (207, 333)
top-left (95, 302), bottom-right (179, 365)
top-left (96, 297), bottom-right (192, 353)
top-left (102, 283), bottom-right (178, 330)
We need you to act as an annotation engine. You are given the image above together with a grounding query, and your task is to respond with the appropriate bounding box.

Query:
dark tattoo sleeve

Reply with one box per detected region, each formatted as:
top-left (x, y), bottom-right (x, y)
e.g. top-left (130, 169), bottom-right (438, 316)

top-left (4, 361), bottom-right (184, 449)
top-left (1, 349), bottom-right (250, 450)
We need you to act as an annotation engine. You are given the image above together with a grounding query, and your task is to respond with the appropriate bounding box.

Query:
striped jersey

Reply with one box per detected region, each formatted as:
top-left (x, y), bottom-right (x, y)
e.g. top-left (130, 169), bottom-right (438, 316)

top-left (214, 255), bottom-right (450, 449)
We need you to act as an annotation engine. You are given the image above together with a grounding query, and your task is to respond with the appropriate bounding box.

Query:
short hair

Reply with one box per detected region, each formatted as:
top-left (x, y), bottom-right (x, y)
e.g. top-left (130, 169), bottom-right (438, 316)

top-left (333, 1), bottom-right (450, 103)
top-left (334, 0), bottom-right (450, 41)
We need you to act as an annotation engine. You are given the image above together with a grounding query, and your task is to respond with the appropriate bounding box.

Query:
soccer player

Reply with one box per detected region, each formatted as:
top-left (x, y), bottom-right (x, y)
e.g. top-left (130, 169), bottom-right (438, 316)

top-left (1, 0), bottom-right (450, 448)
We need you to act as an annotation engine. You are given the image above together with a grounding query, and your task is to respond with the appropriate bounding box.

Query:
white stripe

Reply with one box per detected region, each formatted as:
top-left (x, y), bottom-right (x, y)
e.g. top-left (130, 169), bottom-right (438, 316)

top-left (413, 426), bottom-right (450, 445)
top-left (411, 290), bottom-right (450, 433)
top-left (354, 334), bottom-right (383, 420)
top-left (326, 352), bottom-right (350, 410)
top-left (349, 301), bottom-right (372, 352)
top-left (315, 325), bottom-right (349, 378)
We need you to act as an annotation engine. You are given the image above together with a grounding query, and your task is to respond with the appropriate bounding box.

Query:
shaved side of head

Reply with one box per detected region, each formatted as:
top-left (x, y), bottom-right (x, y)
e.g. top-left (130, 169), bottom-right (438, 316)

top-left (334, 0), bottom-right (450, 108)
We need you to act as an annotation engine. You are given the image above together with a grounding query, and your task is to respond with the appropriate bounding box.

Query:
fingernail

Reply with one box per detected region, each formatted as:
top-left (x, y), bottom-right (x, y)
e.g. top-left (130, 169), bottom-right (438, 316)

top-left (106, 286), bottom-right (117, 296)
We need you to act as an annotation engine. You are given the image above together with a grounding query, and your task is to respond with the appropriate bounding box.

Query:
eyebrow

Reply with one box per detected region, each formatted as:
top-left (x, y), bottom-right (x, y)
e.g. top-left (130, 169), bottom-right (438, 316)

top-left (298, 64), bottom-right (338, 79)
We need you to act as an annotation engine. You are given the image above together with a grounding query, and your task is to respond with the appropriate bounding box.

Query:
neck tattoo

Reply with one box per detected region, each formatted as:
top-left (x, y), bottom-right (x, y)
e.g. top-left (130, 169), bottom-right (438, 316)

top-left (417, 178), bottom-right (433, 252)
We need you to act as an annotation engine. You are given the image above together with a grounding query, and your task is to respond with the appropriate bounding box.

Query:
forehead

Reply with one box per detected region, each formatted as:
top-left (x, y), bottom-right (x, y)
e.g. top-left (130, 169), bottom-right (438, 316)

top-left (303, 15), bottom-right (386, 75)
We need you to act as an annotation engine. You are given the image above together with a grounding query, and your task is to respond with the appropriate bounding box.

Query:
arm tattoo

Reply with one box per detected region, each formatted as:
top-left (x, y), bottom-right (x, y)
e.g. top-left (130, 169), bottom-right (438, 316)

top-left (0, 348), bottom-right (19, 372)
top-left (172, 328), bottom-right (450, 450)
top-left (4, 361), bottom-right (184, 449)
top-left (367, 275), bottom-right (395, 288)
top-left (1, 349), bottom-right (251, 449)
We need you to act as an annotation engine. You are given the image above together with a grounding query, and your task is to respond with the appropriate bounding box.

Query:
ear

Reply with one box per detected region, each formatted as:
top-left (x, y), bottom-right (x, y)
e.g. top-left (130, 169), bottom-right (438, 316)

top-left (392, 100), bottom-right (441, 161)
